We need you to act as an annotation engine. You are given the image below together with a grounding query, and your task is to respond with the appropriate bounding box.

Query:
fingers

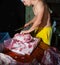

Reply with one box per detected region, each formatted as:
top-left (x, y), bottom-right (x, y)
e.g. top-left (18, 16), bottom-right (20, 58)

top-left (20, 31), bottom-right (24, 34)
top-left (20, 30), bottom-right (29, 34)
top-left (20, 31), bottom-right (26, 34)
top-left (24, 24), bottom-right (26, 27)
top-left (24, 23), bottom-right (29, 27)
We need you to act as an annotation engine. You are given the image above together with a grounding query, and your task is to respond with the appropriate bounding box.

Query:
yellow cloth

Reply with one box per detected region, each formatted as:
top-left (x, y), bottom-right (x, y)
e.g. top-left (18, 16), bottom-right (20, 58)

top-left (35, 26), bottom-right (52, 45)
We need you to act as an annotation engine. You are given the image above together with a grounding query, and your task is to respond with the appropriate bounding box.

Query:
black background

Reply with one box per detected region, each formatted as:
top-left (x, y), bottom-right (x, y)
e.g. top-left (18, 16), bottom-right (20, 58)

top-left (0, 0), bottom-right (25, 37)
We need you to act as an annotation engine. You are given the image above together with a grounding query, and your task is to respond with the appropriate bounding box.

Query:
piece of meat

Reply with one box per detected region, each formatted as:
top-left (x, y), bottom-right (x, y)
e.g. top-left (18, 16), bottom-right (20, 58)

top-left (4, 33), bottom-right (39, 55)
top-left (0, 53), bottom-right (16, 65)
top-left (13, 33), bottom-right (33, 43)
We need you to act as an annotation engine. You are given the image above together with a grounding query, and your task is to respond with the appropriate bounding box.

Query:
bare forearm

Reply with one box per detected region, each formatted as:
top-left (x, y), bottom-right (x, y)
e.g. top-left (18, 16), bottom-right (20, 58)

top-left (28, 20), bottom-right (41, 33)
top-left (28, 6), bottom-right (44, 33)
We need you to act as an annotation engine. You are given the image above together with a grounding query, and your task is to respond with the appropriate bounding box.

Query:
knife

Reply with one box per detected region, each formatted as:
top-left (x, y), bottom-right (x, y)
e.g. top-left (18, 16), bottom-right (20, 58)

top-left (15, 26), bottom-right (24, 32)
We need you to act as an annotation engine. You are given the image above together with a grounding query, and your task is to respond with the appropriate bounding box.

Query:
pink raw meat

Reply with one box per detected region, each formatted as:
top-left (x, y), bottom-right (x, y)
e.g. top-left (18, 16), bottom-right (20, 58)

top-left (4, 33), bottom-right (39, 55)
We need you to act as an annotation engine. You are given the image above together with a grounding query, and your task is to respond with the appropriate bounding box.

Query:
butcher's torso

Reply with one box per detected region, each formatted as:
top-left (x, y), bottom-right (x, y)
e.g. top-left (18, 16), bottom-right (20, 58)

top-left (32, 1), bottom-right (51, 28)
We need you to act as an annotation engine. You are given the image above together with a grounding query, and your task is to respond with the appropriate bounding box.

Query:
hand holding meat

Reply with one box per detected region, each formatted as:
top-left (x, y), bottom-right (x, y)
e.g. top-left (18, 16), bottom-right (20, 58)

top-left (20, 30), bottom-right (30, 34)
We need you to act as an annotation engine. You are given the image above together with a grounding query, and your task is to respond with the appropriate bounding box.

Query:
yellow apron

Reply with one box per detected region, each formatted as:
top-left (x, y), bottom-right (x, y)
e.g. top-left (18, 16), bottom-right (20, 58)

top-left (35, 26), bottom-right (52, 45)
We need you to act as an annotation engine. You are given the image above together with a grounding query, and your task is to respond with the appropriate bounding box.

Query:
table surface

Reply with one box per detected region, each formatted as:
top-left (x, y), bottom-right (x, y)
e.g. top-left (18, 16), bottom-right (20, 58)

top-left (3, 40), bottom-right (50, 63)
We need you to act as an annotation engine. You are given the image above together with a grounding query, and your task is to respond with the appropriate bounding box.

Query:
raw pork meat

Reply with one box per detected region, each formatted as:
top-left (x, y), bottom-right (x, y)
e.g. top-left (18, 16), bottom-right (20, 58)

top-left (13, 33), bottom-right (33, 43)
top-left (5, 33), bottom-right (39, 55)
top-left (41, 47), bottom-right (60, 65)
top-left (0, 53), bottom-right (16, 65)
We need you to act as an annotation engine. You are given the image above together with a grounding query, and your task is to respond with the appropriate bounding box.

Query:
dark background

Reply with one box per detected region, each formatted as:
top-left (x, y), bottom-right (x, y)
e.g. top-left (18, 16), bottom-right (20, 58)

top-left (46, 0), bottom-right (60, 50)
top-left (0, 0), bottom-right (25, 37)
top-left (46, 0), bottom-right (60, 25)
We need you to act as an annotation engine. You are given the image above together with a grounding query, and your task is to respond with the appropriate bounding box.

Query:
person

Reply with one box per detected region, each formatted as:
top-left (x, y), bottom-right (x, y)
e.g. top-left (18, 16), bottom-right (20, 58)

top-left (20, 0), bottom-right (52, 45)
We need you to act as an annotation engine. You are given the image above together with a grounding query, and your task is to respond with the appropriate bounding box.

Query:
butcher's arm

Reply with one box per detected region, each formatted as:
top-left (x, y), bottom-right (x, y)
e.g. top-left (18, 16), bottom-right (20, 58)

top-left (21, 6), bottom-right (44, 34)
top-left (28, 7), bottom-right (44, 33)
top-left (24, 16), bottom-right (37, 27)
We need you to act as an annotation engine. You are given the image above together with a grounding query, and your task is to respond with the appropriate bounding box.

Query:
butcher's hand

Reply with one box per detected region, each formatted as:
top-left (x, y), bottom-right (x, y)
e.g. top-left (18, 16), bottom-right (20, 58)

top-left (20, 30), bottom-right (30, 34)
top-left (24, 23), bottom-right (30, 28)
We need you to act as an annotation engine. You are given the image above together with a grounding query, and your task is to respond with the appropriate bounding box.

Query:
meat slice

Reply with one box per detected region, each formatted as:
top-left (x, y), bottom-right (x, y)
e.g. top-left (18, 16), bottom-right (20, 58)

top-left (13, 33), bottom-right (33, 43)
top-left (4, 33), bottom-right (39, 55)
